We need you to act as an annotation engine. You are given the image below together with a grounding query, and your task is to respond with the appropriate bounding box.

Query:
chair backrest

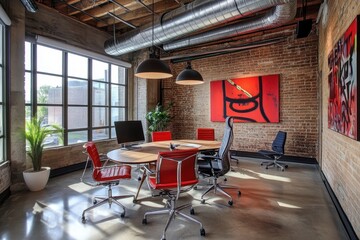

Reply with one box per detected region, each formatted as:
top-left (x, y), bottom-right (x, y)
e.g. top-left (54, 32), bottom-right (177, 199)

top-left (217, 117), bottom-right (234, 174)
top-left (197, 128), bottom-right (215, 141)
top-left (271, 131), bottom-right (287, 154)
top-left (155, 149), bottom-right (199, 191)
top-left (83, 142), bottom-right (102, 179)
top-left (152, 131), bottom-right (172, 142)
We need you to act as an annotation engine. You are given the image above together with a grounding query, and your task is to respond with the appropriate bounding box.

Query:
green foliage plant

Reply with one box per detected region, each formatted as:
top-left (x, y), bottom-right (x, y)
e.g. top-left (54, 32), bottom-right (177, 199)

top-left (146, 103), bottom-right (173, 133)
top-left (24, 116), bottom-right (63, 172)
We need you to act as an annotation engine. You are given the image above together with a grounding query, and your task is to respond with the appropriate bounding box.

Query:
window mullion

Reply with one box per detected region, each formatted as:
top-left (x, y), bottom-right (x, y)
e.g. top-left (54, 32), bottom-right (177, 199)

top-left (32, 43), bottom-right (37, 117)
top-left (63, 51), bottom-right (68, 145)
top-left (88, 58), bottom-right (92, 141)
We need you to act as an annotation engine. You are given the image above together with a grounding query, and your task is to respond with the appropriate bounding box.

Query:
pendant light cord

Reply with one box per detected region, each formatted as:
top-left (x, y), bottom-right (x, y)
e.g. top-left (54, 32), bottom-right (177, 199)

top-left (112, 2), bottom-right (116, 42)
top-left (151, 0), bottom-right (155, 56)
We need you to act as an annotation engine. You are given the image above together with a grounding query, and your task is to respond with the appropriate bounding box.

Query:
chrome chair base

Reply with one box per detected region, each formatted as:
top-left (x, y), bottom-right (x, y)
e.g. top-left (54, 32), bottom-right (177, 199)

top-left (142, 197), bottom-right (205, 240)
top-left (200, 177), bottom-right (241, 206)
top-left (261, 159), bottom-right (288, 171)
top-left (82, 184), bottom-right (134, 223)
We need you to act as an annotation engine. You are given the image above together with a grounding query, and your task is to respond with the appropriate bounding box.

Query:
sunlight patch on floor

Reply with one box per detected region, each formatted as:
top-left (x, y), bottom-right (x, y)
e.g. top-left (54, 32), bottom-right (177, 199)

top-left (68, 182), bottom-right (93, 193)
top-left (244, 169), bottom-right (291, 182)
top-left (277, 201), bottom-right (301, 209)
top-left (225, 171), bottom-right (258, 179)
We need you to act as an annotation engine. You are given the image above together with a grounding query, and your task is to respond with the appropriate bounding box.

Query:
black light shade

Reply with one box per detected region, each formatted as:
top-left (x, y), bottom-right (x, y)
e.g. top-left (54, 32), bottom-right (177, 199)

top-left (176, 62), bottom-right (204, 85)
top-left (135, 58), bottom-right (173, 79)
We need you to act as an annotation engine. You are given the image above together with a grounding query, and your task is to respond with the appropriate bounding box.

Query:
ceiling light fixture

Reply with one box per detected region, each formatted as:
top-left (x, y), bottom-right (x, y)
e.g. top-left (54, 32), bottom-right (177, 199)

top-left (176, 62), bottom-right (204, 85)
top-left (134, 0), bottom-right (172, 79)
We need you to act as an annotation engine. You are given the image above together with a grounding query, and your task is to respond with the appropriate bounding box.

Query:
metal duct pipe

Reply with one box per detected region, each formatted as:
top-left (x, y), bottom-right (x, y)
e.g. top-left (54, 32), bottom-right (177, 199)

top-left (163, 0), bottom-right (296, 51)
top-left (104, 0), bottom-right (292, 56)
top-left (19, 0), bottom-right (38, 13)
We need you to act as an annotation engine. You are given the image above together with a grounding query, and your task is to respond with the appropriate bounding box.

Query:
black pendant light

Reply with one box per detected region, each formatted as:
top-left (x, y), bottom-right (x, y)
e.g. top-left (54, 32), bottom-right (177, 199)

top-left (135, 50), bottom-right (172, 79)
top-left (135, 0), bottom-right (172, 79)
top-left (176, 62), bottom-right (204, 85)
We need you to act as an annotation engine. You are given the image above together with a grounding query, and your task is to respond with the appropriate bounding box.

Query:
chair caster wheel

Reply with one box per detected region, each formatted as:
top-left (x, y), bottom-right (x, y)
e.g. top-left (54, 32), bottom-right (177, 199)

top-left (260, 163), bottom-right (263, 166)
top-left (142, 218), bottom-right (147, 224)
top-left (93, 200), bottom-right (97, 204)
top-left (281, 168), bottom-right (285, 172)
top-left (200, 228), bottom-right (206, 236)
top-left (81, 217), bottom-right (86, 223)
top-left (120, 213), bottom-right (125, 218)
top-left (201, 199), bottom-right (205, 204)
top-left (285, 165), bottom-right (288, 168)
top-left (224, 178), bottom-right (227, 182)
top-left (265, 167), bottom-right (268, 169)
top-left (190, 208), bottom-right (195, 215)
top-left (228, 200), bottom-right (233, 206)
top-left (238, 191), bottom-right (241, 196)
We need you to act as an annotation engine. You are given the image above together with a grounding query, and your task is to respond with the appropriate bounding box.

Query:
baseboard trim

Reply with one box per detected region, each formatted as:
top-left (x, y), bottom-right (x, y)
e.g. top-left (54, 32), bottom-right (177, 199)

top-left (320, 171), bottom-right (358, 240)
top-left (0, 187), bottom-right (10, 205)
top-left (230, 150), bottom-right (317, 164)
top-left (50, 162), bottom-right (87, 178)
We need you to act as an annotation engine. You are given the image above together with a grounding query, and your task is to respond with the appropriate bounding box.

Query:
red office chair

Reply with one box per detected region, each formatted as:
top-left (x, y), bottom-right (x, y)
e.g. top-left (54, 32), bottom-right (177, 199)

top-left (197, 128), bottom-right (215, 140)
top-left (142, 148), bottom-right (205, 240)
top-left (151, 131), bottom-right (172, 142)
top-left (80, 142), bottom-right (134, 223)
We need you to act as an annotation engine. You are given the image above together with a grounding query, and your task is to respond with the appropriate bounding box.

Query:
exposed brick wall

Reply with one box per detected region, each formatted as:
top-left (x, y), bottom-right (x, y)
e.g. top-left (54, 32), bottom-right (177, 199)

top-left (318, 0), bottom-right (360, 236)
top-left (0, 163), bottom-right (10, 193)
top-left (162, 33), bottom-right (319, 159)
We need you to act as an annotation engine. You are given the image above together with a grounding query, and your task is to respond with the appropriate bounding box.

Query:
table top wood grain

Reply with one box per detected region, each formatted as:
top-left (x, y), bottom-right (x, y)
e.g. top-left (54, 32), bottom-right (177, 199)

top-left (107, 139), bottom-right (221, 164)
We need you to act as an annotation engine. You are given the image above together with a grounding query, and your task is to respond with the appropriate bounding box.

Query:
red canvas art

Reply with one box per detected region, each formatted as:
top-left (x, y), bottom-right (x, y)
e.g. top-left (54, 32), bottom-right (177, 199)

top-left (328, 16), bottom-right (359, 140)
top-left (210, 75), bottom-right (279, 122)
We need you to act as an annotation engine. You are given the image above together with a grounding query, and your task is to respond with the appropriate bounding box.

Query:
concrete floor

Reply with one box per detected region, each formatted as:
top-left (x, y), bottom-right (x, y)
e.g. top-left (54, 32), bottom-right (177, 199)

top-left (0, 157), bottom-right (349, 240)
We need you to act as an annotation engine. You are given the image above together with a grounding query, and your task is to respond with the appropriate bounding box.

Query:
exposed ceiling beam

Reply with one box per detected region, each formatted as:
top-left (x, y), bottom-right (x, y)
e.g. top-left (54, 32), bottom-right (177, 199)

top-left (97, 0), bottom-right (178, 28)
top-left (79, 0), bottom-right (142, 22)
top-left (107, 12), bottom-right (137, 28)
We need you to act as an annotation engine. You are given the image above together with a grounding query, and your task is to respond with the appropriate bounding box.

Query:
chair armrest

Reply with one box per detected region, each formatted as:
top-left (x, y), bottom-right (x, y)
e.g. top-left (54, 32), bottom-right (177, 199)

top-left (198, 155), bottom-right (221, 161)
top-left (143, 165), bottom-right (155, 175)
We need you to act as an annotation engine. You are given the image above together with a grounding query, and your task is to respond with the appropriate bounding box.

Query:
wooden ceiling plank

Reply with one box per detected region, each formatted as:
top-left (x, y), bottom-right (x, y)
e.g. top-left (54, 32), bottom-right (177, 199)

top-left (79, 0), bottom-right (167, 22)
top-left (67, 0), bottom-right (109, 16)
top-left (97, 0), bottom-right (178, 28)
top-left (79, 0), bottom-right (136, 21)
top-left (54, 0), bottom-right (80, 10)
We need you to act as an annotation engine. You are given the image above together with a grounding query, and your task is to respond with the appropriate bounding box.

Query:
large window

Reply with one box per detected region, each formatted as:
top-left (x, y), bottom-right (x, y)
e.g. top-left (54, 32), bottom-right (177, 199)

top-left (25, 41), bottom-right (128, 147)
top-left (0, 23), bottom-right (6, 163)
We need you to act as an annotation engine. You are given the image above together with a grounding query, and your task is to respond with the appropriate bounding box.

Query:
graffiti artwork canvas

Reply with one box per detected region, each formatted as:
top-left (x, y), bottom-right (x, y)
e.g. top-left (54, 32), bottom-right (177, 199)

top-left (210, 75), bottom-right (279, 123)
top-left (327, 15), bottom-right (359, 140)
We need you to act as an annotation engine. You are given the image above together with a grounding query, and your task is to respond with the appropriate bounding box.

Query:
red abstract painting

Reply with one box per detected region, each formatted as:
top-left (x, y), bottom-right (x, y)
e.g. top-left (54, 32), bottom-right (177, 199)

top-left (328, 16), bottom-right (359, 140)
top-left (210, 75), bottom-right (280, 122)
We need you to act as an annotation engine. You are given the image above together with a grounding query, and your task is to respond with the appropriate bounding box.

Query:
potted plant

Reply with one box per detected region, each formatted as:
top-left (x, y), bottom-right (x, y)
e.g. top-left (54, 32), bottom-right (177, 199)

top-left (22, 116), bottom-right (62, 191)
top-left (146, 103), bottom-right (173, 133)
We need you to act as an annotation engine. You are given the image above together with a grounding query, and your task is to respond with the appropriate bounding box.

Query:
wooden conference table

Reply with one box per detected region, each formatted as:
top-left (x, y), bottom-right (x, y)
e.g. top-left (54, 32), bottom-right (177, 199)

top-left (107, 139), bottom-right (221, 200)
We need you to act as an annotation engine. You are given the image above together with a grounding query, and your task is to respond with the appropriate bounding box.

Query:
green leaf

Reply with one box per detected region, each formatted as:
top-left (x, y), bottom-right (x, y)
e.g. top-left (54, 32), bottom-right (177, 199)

top-left (146, 103), bottom-right (173, 133)
top-left (23, 116), bottom-right (63, 172)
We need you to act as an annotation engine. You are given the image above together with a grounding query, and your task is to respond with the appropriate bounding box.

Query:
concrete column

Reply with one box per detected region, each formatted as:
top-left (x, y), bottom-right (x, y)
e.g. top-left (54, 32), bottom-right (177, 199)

top-left (132, 50), bottom-right (161, 142)
top-left (8, 1), bottom-right (26, 190)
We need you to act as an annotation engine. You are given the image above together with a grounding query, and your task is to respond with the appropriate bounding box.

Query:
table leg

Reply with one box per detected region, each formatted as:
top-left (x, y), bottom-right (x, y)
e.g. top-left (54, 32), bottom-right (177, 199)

top-left (134, 167), bottom-right (147, 201)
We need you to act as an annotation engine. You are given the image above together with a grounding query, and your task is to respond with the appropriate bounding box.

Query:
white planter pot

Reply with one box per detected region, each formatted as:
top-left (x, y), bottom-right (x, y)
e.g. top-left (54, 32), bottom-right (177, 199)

top-left (23, 167), bottom-right (51, 191)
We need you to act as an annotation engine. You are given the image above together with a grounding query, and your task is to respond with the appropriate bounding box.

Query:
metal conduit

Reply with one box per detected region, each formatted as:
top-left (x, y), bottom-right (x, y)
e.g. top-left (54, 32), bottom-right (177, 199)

top-left (163, 0), bottom-right (296, 51)
top-left (104, 0), bottom-right (292, 56)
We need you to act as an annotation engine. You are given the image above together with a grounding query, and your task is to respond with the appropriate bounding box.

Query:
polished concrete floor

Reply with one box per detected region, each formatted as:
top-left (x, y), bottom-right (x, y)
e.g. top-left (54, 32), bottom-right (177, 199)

top-left (0, 157), bottom-right (349, 240)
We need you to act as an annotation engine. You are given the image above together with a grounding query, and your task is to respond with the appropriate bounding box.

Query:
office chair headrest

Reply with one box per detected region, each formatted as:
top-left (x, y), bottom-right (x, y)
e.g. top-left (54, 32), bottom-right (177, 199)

top-left (225, 116), bottom-right (233, 129)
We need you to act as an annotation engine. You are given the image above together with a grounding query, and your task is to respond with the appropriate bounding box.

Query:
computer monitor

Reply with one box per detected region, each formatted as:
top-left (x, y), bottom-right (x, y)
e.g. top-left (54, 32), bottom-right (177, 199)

top-left (114, 120), bottom-right (145, 149)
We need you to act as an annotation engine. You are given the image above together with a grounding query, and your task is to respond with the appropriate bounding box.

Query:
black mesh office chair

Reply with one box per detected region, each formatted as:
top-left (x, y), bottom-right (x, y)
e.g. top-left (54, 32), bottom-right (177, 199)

top-left (197, 117), bottom-right (241, 206)
top-left (258, 131), bottom-right (288, 171)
